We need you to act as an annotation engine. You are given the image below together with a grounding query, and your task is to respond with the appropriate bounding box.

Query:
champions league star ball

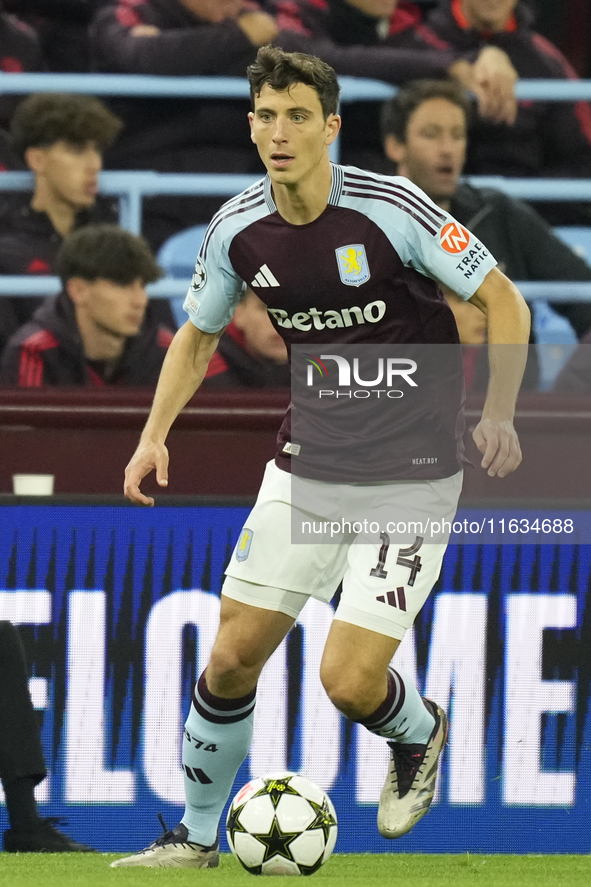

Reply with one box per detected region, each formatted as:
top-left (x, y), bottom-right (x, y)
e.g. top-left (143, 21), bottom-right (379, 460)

top-left (226, 772), bottom-right (338, 876)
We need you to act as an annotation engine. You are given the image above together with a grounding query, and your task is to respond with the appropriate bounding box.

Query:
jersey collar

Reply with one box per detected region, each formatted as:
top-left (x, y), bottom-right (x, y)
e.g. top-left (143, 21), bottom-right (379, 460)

top-left (264, 164), bottom-right (344, 213)
top-left (263, 175), bottom-right (276, 212)
top-left (329, 163), bottom-right (344, 205)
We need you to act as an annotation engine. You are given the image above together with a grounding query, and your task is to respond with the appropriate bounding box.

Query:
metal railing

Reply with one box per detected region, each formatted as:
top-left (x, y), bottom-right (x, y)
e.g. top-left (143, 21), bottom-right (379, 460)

top-left (0, 276), bottom-right (589, 303)
top-left (1, 72), bottom-right (591, 101)
top-left (0, 171), bottom-right (590, 237)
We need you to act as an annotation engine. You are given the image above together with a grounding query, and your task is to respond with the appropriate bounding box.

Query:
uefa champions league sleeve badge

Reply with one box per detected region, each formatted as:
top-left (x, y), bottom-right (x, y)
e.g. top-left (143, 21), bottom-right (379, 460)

top-left (191, 257), bottom-right (207, 291)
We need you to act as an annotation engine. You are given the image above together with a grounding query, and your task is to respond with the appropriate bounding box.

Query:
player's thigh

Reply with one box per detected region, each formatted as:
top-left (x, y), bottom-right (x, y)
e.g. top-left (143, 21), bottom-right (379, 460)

top-left (334, 474), bottom-right (462, 642)
top-left (208, 593), bottom-right (295, 691)
top-left (225, 461), bottom-right (348, 600)
top-left (335, 535), bottom-right (448, 644)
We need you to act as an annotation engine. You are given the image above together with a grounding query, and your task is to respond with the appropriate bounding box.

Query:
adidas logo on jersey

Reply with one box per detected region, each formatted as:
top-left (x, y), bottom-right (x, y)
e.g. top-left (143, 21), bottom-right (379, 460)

top-left (267, 300), bottom-right (386, 332)
top-left (251, 264), bottom-right (280, 288)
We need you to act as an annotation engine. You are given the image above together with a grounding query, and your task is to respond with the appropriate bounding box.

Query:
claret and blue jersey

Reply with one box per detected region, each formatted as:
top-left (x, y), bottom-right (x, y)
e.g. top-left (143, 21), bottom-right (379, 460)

top-left (184, 163), bottom-right (496, 347)
top-left (183, 164), bottom-right (498, 480)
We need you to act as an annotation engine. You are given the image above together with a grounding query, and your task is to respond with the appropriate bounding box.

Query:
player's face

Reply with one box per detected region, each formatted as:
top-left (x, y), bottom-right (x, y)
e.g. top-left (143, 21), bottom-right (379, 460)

top-left (234, 290), bottom-right (288, 363)
top-left (460, 0), bottom-right (516, 31)
top-left (27, 140), bottom-right (101, 210)
top-left (248, 82), bottom-right (340, 187)
top-left (179, 0), bottom-right (244, 22)
top-left (344, 0), bottom-right (398, 18)
top-left (384, 98), bottom-right (467, 205)
top-left (74, 277), bottom-right (148, 339)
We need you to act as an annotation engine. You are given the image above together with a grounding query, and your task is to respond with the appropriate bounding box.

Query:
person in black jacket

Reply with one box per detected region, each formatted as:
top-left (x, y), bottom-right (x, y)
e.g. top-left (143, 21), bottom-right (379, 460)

top-left (425, 0), bottom-right (591, 223)
top-left (3, 1), bottom-right (110, 72)
top-left (0, 2), bottom-right (45, 128)
top-left (0, 621), bottom-right (95, 852)
top-left (381, 79), bottom-right (591, 354)
top-left (0, 224), bottom-right (174, 387)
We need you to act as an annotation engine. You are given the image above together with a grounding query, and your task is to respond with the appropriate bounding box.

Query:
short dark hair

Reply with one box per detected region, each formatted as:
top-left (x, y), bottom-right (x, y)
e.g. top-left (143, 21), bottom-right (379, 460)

top-left (247, 45), bottom-right (340, 119)
top-left (10, 93), bottom-right (122, 157)
top-left (381, 80), bottom-right (472, 143)
top-left (55, 224), bottom-right (162, 289)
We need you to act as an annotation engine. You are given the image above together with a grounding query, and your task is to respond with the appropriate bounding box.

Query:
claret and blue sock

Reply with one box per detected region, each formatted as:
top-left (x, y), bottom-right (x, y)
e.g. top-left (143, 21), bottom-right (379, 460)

top-left (357, 667), bottom-right (435, 744)
top-left (181, 670), bottom-right (256, 847)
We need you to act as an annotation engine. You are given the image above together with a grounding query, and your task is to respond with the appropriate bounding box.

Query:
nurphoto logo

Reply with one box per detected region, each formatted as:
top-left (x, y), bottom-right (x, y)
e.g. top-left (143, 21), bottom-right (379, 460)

top-left (304, 353), bottom-right (418, 398)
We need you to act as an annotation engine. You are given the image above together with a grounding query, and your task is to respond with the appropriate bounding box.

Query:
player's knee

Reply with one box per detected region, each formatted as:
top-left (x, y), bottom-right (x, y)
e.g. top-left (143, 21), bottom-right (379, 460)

top-left (320, 664), bottom-right (371, 719)
top-left (207, 644), bottom-right (264, 694)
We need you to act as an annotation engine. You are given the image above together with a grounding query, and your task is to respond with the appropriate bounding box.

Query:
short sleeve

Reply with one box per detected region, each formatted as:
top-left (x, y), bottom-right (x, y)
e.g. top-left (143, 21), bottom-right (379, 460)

top-left (182, 230), bottom-right (245, 333)
top-left (398, 182), bottom-right (497, 299)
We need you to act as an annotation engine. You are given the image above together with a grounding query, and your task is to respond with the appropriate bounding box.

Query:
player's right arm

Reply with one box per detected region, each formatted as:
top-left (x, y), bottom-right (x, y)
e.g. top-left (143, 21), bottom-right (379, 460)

top-left (124, 321), bottom-right (223, 506)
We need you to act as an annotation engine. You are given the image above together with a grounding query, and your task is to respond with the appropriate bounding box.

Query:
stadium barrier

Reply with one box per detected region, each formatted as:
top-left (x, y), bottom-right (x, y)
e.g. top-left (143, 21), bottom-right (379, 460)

top-left (0, 273), bottom-right (589, 302)
top-left (1, 71), bottom-right (591, 101)
top-left (1, 495), bottom-right (591, 853)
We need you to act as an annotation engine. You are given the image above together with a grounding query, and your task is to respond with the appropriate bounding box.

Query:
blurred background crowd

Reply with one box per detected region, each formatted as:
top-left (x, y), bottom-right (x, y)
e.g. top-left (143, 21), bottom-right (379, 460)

top-left (0, 0), bottom-right (589, 392)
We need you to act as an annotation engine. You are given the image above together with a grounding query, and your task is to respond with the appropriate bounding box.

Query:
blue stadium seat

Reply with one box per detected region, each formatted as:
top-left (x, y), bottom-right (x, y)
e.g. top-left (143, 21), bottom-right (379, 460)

top-left (554, 226), bottom-right (591, 261)
top-left (157, 225), bottom-right (208, 327)
top-left (529, 224), bottom-right (591, 388)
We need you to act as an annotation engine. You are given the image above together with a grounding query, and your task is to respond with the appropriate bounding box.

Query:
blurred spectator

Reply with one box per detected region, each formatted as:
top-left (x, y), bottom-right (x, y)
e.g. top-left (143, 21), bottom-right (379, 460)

top-left (553, 332), bottom-right (591, 394)
top-left (0, 93), bottom-right (122, 353)
top-left (90, 0), bottom-right (279, 246)
top-left (3, 1), bottom-right (110, 71)
top-left (272, 0), bottom-right (518, 168)
top-left (534, 0), bottom-right (591, 78)
top-left (426, 0), bottom-right (591, 222)
top-left (0, 224), bottom-right (173, 386)
top-left (0, 2), bottom-right (45, 128)
top-left (0, 621), bottom-right (95, 852)
top-left (382, 79), bottom-right (591, 350)
top-left (202, 289), bottom-right (290, 388)
top-left (90, 0), bottom-right (515, 242)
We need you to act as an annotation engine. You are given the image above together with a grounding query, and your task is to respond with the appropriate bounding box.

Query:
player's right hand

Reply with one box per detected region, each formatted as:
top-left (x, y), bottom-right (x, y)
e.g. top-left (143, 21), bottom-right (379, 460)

top-left (124, 440), bottom-right (169, 507)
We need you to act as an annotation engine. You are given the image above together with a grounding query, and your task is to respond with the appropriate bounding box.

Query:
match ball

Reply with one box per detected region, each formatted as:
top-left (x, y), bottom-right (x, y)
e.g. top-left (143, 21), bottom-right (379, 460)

top-left (226, 771), bottom-right (338, 876)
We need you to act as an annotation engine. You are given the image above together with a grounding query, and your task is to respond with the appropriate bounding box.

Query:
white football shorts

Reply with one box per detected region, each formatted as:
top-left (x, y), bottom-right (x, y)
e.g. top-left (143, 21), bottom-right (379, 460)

top-left (223, 460), bottom-right (462, 640)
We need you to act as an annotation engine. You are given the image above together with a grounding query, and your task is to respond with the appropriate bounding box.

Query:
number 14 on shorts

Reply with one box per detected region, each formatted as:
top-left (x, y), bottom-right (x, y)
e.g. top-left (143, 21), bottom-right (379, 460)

top-left (370, 532), bottom-right (424, 586)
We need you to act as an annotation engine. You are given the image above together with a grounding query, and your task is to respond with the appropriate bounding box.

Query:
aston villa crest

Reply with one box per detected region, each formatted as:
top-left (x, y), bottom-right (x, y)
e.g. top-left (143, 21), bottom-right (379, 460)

top-left (336, 244), bottom-right (370, 287)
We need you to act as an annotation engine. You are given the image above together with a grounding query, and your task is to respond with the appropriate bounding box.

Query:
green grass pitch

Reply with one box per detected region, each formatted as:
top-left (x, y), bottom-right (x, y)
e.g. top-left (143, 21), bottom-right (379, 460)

top-left (1, 854), bottom-right (590, 887)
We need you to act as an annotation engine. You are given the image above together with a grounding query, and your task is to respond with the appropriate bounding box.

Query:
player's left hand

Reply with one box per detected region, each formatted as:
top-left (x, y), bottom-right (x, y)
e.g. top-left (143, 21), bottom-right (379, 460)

top-left (472, 47), bottom-right (518, 126)
top-left (472, 417), bottom-right (522, 477)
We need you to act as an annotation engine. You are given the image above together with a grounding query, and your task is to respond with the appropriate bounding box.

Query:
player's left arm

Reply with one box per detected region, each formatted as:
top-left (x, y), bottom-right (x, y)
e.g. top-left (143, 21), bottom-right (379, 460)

top-left (468, 266), bottom-right (531, 477)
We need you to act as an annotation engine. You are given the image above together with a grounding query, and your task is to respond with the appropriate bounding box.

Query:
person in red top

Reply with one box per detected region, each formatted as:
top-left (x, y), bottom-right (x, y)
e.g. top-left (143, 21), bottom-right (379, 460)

top-left (203, 288), bottom-right (290, 388)
top-left (0, 224), bottom-right (173, 387)
top-left (426, 0), bottom-right (591, 200)
top-left (0, 92), bottom-right (176, 355)
top-left (0, 93), bottom-right (123, 355)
